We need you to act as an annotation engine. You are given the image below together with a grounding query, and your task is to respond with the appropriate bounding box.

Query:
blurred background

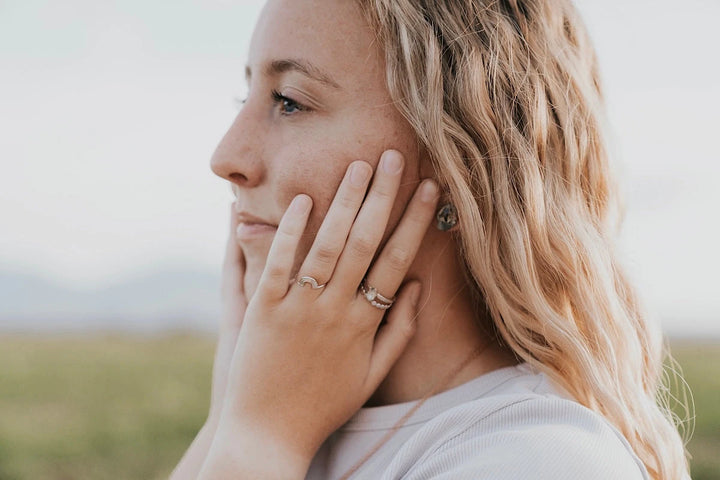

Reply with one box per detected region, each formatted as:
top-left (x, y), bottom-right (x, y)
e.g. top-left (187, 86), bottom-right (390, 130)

top-left (0, 0), bottom-right (718, 479)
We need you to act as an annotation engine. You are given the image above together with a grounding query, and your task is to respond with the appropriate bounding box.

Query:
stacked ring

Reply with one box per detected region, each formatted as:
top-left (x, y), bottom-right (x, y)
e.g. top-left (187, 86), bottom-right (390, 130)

top-left (359, 278), bottom-right (395, 310)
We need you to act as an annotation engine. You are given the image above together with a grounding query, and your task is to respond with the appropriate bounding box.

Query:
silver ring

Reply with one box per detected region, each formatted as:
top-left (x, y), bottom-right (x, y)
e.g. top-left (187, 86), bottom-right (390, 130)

top-left (296, 275), bottom-right (326, 290)
top-left (359, 278), bottom-right (395, 310)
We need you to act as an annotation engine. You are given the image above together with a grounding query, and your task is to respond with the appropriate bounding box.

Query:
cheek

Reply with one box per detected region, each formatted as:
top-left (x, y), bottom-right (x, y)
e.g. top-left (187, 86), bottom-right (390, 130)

top-left (269, 142), bottom-right (353, 275)
top-left (272, 144), bottom-right (350, 222)
top-left (269, 111), bottom-right (422, 273)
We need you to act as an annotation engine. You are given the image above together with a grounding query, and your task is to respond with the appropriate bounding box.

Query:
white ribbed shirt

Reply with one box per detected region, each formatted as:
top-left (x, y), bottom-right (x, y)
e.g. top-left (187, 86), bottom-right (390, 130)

top-left (306, 363), bottom-right (649, 479)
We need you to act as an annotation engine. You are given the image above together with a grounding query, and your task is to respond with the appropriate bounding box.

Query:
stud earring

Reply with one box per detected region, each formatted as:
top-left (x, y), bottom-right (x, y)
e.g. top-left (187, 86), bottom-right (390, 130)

top-left (435, 203), bottom-right (458, 231)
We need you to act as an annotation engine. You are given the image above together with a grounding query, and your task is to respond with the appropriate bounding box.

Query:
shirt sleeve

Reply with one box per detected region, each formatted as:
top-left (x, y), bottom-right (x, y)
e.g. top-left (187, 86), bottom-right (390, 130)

top-left (401, 397), bottom-right (649, 480)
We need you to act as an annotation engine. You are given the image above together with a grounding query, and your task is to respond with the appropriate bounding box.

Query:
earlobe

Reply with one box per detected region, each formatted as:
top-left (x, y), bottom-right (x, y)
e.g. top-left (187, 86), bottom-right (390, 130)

top-left (435, 203), bottom-right (458, 231)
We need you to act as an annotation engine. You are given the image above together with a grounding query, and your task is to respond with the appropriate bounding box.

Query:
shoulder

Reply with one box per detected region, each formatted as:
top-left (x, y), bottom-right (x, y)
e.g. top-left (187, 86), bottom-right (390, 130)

top-left (411, 396), bottom-right (648, 479)
top-left (390, 367), bottom-right (649, 480)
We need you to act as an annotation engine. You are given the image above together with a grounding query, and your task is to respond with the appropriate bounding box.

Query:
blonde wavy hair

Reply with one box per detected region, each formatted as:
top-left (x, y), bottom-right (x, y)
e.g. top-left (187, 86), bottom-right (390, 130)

top-left (357, 0), bottom-right (691, 478)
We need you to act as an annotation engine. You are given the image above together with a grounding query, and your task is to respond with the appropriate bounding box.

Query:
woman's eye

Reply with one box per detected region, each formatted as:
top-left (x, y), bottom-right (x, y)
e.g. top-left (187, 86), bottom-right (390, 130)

top-left (272, 90), bottom-right (306, 115)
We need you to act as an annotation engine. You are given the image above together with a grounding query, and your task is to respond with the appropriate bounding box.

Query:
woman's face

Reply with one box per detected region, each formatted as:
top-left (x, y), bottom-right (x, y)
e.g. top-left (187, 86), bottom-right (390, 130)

top-left (211, 0), bottom-right (424, 299)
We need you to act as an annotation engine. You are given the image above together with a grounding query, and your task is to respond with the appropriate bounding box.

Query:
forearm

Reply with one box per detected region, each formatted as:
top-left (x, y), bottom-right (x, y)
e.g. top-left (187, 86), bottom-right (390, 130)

top-left (197, 423), bottom-right (310, 480)
top-left (170, 327), bottom-right (239, 479)
top-left (168, 413), bottom-right (225, 480)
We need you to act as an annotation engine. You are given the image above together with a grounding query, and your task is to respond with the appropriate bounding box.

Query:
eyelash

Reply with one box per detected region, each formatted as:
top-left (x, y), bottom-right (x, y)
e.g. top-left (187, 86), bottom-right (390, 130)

top-left (232, 91), bottom-right (310, 116)
top-left (271, 90), bottom-right (308, 115)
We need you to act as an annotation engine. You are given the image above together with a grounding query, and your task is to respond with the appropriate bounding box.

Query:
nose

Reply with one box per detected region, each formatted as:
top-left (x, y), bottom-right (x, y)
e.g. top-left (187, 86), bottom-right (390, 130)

top-left (210, 107), bottom-right (265, 189)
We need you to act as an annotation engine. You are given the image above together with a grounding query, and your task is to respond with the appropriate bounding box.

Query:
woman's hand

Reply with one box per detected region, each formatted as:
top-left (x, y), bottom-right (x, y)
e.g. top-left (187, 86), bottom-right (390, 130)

top-left (199, 150), bottom-right (439, 478)
top-left (208, 205), bottom-right (248, 421)
top-left (169, 205), bottom-right (249, 480)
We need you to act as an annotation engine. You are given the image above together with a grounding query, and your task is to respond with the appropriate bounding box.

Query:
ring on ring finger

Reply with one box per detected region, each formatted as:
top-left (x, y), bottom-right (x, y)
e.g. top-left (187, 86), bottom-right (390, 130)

top-left (359, 278), bottom-right (395, 310)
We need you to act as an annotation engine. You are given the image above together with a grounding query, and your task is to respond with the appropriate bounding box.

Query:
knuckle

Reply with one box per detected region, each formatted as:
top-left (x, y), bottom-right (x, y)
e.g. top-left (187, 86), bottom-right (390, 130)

top-left (346, 312), bottom-right (372, 334)
top-left (385, 245), bottom-right (412, 271)
top-left (264, 263), bottom-right (286, 281)
top-left (287, 222), bottom-right (305, 237)
top-left (275, 227), bottom-right (295, 243)
top-left (313, 241), bottom-right (340, 265)
top-left (369, 185), bottom-right (394, 203)
top-left (337, 190), bottom-right (359, 210)
top-left (350, 235), bottom-right (376, 258)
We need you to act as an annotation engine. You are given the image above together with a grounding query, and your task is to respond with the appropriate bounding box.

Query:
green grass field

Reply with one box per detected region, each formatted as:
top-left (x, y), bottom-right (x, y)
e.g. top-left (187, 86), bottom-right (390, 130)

top-left (0, 334), bottom-right (717, 479)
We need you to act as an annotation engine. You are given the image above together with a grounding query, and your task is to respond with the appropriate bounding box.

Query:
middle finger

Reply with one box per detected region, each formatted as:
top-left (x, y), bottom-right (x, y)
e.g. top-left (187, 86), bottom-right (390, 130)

top-left (294, 160), bottom-right (373, 289)
top-left (329, 150), bottom-right (405, 298)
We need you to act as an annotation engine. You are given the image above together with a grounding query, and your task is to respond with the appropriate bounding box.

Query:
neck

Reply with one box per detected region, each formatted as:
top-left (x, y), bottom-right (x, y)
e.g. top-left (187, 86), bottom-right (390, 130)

top-left (365, 232), bottom-right (518, 407)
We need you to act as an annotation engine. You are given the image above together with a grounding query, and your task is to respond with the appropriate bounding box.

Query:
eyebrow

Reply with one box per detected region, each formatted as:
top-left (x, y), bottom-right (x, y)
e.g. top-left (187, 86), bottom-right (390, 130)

top-left (245, 59), bottom-right (341, 90)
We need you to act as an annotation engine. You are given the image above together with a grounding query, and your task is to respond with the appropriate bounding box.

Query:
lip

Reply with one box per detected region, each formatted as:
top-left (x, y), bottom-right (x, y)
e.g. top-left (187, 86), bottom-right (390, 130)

top-left (235, 210), bottom-right (277, 240)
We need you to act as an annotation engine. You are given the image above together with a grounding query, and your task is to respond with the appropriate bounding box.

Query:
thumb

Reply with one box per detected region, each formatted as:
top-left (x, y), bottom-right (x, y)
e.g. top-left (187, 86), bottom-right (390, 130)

top-left (365, 282), bottom-right (422, 392)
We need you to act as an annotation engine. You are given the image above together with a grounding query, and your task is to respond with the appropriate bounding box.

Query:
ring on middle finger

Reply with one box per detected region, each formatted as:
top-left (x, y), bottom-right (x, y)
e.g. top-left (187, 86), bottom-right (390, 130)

top-left (295, 275), bottom-right (326, 290)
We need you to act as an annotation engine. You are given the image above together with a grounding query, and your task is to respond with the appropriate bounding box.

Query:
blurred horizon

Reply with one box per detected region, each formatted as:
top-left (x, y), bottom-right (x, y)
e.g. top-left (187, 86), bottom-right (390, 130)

top-left (1, 265), bottom-right (718, 339)
top-left (1, 0), bottom-right (719, 336)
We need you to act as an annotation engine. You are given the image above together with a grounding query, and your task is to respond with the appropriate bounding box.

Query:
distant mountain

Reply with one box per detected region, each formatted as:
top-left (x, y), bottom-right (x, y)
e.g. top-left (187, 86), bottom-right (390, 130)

top-left (0, 269), bottom-right (221, 333)
top-left (2, 270), bottom-right (716, 338)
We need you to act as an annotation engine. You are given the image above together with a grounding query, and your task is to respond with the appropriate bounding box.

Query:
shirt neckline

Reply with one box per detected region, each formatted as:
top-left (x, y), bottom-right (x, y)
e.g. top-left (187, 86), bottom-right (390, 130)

top-left (340, 363), bottom-right (533, 432)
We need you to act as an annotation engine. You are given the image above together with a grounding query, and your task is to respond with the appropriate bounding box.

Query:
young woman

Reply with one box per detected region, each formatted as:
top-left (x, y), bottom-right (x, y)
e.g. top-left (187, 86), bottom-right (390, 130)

top-left (171, 0), bottom-right (690, 478)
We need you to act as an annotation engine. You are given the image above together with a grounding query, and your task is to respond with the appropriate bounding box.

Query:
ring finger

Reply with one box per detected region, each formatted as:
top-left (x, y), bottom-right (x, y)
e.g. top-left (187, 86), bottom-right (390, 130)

top-left (329, 150), bottom-right (406, 299)
top-left (358, 178), bottom-right (439, 313)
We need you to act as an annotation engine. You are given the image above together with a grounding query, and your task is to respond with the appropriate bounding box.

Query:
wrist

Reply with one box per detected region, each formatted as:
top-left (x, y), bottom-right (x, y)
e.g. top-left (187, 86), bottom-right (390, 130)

top-left (195, 416), bottom-right (219, 449)
top-left (205, 407), bottom-right (223, 432)
top-left (199, 418), bottom-right (312, 480)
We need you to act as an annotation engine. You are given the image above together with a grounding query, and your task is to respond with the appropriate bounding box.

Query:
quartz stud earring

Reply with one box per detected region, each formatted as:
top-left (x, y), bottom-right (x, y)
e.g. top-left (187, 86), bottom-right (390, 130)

top-left (436, 203), bottom-right (458, 231)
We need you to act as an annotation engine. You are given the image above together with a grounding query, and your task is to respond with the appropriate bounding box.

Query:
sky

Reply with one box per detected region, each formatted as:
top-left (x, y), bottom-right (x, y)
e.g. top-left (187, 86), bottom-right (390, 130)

top-left (1, 0), bottom-right (719, 336)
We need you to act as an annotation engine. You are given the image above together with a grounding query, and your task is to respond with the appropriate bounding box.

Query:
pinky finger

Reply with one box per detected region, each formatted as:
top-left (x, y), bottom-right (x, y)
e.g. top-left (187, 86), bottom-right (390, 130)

top-left (258, 194), bottom-right (313, 300)
top-left (364, 282), bottom-right (422, 393)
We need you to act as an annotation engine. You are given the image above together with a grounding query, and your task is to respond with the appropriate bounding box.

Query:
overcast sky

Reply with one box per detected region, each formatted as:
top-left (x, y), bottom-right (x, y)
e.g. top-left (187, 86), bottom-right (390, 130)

top-left (1, 0), bottom-right (718, 336)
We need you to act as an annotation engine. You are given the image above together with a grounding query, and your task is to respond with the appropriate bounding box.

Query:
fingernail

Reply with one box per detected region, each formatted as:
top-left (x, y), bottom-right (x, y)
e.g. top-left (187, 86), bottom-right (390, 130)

top-left (291, 195), bottom-right (311, 214)
top-left (420, 180), bottom-right (439, 202)
top-left (349, 162), bottom-right (370, 187)
top-left (381, 150), bottom-right (403, 175)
